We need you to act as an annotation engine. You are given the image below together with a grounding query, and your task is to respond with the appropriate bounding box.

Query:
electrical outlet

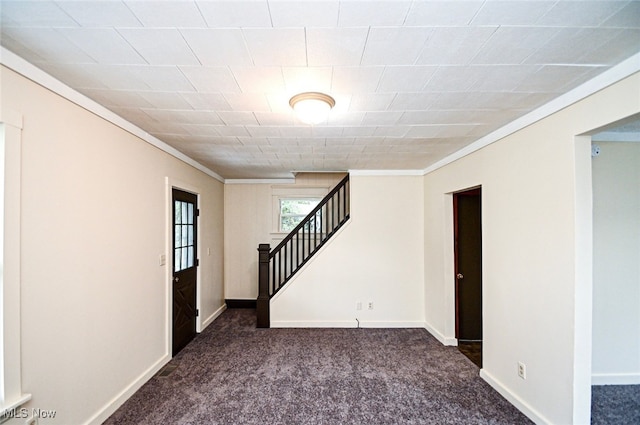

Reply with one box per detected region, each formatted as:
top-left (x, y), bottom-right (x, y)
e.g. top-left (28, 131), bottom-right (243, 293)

top-left (368, 302), bottom-right (374, 310)
top-left (518, 362), bottom-right (526, 379)
top-left (356, 301), bottom-right (362, 311)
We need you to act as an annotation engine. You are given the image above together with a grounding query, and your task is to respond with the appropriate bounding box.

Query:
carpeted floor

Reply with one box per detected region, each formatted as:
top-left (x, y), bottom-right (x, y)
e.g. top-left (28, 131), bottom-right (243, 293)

top-left (591, 384), bottom-right (640, 425)
top-left (104, 309), bottom-right (532, 424)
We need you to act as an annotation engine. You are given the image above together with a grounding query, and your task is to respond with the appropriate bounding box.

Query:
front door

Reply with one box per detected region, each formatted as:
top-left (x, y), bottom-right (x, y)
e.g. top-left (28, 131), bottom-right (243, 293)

top-left (172, 188), bottom-right (198, 356)
top-left (454, 188), bottom-right (482, 342)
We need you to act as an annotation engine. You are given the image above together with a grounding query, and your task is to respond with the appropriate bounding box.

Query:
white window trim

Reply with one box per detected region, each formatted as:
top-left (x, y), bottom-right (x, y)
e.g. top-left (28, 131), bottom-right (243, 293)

top-left (270, 186), bottom-right (328, 235)
top-left (1, 114), bottom-right (31, 414)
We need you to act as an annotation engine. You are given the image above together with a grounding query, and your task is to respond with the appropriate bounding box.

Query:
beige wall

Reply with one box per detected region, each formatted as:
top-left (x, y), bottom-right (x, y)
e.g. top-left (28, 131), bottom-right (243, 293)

top-left (2, 66), bottom-right (224, 424)
top-left (270, 174), bottom-right (425, 327)
top-left (224, 173), bottom-right (344, 299)
top-left (423, 73), bottom-right (640, 424)
top-left (592, 141), bottom-right (640, 383)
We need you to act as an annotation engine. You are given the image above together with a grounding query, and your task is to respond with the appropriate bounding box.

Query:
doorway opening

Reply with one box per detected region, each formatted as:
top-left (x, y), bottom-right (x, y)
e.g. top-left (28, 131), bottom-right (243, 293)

top-left (454, 187), bottom-right (483, 368)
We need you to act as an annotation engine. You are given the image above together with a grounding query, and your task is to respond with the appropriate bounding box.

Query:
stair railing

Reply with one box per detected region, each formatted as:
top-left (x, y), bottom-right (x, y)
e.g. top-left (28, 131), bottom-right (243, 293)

top-left (257, 175), bottom-right (350, 328)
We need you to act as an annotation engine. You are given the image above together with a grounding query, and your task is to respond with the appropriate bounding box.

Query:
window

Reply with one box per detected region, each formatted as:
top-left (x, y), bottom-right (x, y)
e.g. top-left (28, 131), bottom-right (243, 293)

top-left (173, 199), bottom-right (195, 273)
top-left (279, 198), bottom-right (320, 232)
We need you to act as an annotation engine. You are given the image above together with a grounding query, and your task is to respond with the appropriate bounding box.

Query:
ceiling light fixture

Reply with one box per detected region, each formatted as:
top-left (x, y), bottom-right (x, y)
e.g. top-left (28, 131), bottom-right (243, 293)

top-left (289, 92), bottom-right (335, 125)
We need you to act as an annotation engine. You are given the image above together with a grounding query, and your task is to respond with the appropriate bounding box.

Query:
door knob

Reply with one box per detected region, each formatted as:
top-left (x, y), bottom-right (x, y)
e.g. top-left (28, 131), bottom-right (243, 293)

top-left (174, 277), bottom-right (179, 282)
top-left (456, 273), bottom-right (464, 280)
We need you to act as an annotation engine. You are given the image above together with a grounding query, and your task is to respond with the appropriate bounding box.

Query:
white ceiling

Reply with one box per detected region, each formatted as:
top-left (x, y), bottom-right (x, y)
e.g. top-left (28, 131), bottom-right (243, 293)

top-left (1, 0), bottom-right (639, 179)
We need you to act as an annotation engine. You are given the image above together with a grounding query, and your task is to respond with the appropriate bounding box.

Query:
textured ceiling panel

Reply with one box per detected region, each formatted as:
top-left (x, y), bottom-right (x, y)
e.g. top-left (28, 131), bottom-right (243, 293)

top-left (1, 0), bottom-right (639, 179)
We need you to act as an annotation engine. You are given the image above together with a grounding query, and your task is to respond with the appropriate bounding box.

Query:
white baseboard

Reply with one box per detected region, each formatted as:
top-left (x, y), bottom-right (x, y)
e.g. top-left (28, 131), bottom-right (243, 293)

top-left (270, 320), bottom-right (425, 328)
top-left (202, 304), bottom-right (227, 329)
top-left (480, 369), bottom-right (552, 425)
top-left (84, 354), bottom-right (170, 425)
top-left (592, 372), bottom-right (640, 385)
top-left (423, 321), bottom-right (457, 346)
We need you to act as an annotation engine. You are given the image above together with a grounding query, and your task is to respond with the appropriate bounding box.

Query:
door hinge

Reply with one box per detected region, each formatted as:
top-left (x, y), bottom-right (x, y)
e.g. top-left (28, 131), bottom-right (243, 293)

top-left (196, 309), bottom-right (199, 317)
top-left (196, 208), bottom-right (200, 217)
top-left (196, 259), bottom-right (200, 267)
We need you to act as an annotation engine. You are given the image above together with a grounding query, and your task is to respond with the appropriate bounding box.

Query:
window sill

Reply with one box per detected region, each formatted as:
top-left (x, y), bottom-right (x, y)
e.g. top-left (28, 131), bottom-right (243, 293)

top-left (1, 393), bottom-right (32, 416)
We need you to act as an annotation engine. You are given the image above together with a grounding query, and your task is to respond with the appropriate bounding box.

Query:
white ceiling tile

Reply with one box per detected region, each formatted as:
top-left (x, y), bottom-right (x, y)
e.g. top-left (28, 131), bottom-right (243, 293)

top-left (416, 27), bottom-right (497, 65)
top-left (424, 66), bottom-right (483, 92)
top-left (471, 26), bottom-right (561, 65)
top-left (377, 66), bottom-right (436, 92)
top-left (388, 93), bottom-right (439, 111)
top-left (179, 92), bottom-right (232, 111)
top-left (1, 27), bottom-right (95, 63)
top-left (348, 94), bottom-right (395, 111)
top-left (138, 92), bottom-right (193, 110)
top-left (81, 89), bottom-right (153, 108)
top-left (351, 133), bottom-right (385, 143)
top-left (143, 109), bottom-right (224, 125)
top-left (307, 28), bottom-right (369, 67)
top-left (73, 64), bottom-right (151, 90)
top-left (181, 29), bottom-right (252, 66)
top-left (215, 126), bottom-right (251, 137)
top-left (331, 67), bottom-right (384, 93)
top-left (326, 112), bottom-right (365, 126)
top-left (0, 32), bottom-right (47, 64)
top-left (178, 124), bottom-right (221, 137)
top-left (405, 1), bottom-right (484, 26)
top-left (362, 27), bottom-right (432, 66)
top-left (217, 112), bottom-right (259, 126)
top-left (118, 29), bottom-right (199, 66)
top-left (338, 1), bottom-right (412, 26)
top-left (469, 65), bottom-right (539, 92)
top-left (124, 1), bottom-right (207, 27)
top-left (270, 1), bottom-right (339, 27)
top-left (362, 112), bottom-right (403, 126)
top-left (282, 127), bottom-right (314, 137)
top-left (128, 66), bottom-right (194, 91)
top-left (282, 67), bottom-right (333, 96)
top-left (56, 1), bottom-right (142, 27)
top-left (471, 1), bottom-right (555, 25)
top-left (514, 65), bottom-right (592, 92)
top-left (373, 126), bottom-right (409, 137)
top-left (243, 28), bottom-right (306, 66)
top-left (223, 93), bottom-right (272, 111)
top-left (1, 1), bottom-right (70, 26)
top-left (57, 28), bottom-right (146, 65)
top-left (525, 28), bottom-right (622, 65)
top-left (197, 1), bottom-right (271, 27)
top-left (405, 125), bottom-right (477, 139)
top-left (255, 112), bottom-right (296, 126)
top-left (601, 2), bottom-right (640, 28)
top-left (536, 1), bottom-right (628, 27)
top-left (576, 29), bottom-right (640, 65)
top-left (232, 67), bottom-right (286, 93)
top-left (313, 127), bottom-right (345, 138)
top-left (246, 127), bottom-right (282, 137)
top-left (39, 63), bottom-right (108, 89)
top-left (180, 66), bottom-right (241, 92)
top-left (398, 110), bottom-right (484, 126)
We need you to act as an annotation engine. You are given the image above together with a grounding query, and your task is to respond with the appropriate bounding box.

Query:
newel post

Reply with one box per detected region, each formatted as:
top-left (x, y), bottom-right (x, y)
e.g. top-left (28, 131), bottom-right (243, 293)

top-left (257, 243), bottom-right (271, 328)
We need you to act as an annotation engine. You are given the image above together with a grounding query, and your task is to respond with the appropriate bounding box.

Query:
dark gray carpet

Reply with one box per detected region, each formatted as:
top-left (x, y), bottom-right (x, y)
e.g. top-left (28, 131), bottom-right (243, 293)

top-left (591, 384), bottom-right (640, 424)
top-left (104, 309), bottom-right (532, 424)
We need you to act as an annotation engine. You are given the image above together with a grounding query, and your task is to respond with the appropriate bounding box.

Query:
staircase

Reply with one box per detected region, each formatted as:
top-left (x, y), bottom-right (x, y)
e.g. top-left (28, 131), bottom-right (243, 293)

top-left (257, 175), bottom-right (350, 328)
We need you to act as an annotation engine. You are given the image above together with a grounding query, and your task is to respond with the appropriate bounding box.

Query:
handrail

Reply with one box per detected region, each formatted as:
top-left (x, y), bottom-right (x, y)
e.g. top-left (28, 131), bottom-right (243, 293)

top-left (257, 174), bottom-right (350, 328)
top-left (270, 174), bottom-right (349, 256)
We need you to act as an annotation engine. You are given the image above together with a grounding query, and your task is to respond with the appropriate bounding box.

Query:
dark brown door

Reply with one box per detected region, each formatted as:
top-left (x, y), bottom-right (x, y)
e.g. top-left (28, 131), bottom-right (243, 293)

top-left (454, 188), bottom-right (482, 341)
top-left (172, 188), bottom-right (198, 356)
